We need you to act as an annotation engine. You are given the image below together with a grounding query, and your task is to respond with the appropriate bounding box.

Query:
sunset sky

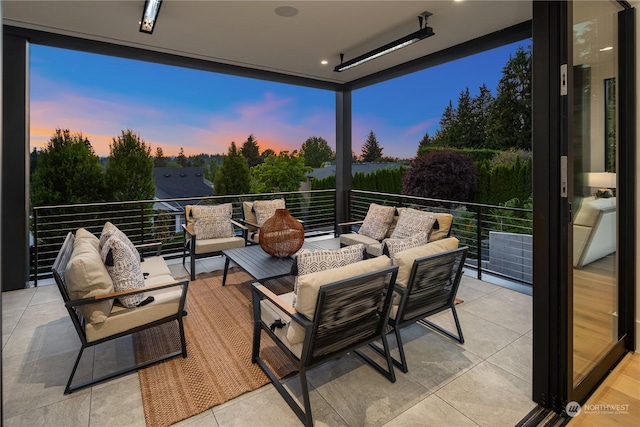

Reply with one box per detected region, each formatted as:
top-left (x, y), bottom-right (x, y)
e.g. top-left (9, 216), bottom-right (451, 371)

top-left (30, 40), bottom-right (528, 160)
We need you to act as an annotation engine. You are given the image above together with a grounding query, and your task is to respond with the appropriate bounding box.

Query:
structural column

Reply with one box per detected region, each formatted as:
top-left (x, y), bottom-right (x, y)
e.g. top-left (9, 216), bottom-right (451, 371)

top-left (335, 90), bottom-right (352, 230)
top-left (2, 32), bottom-right (29, 291)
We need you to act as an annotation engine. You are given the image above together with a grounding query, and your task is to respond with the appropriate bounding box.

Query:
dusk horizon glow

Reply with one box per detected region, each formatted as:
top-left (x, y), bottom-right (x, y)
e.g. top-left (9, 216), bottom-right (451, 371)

top-left (30, 40), bottom-right (529, 159)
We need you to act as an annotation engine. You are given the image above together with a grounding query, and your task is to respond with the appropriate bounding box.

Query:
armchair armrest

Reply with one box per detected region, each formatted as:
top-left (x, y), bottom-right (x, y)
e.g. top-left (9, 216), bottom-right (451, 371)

top-left (252, 283), bottom-right (311, 328)
top-left (135, 241), bottom-right (163, 257)
top-left (66, 279), bottom-right (189, 308)
top-left (338, 220), bottom-right (364, 227)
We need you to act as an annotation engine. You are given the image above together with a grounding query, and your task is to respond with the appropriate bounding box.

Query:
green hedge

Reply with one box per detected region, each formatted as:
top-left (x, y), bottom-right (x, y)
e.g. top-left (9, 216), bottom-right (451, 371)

top-left (473, 156), bottom-right (532, 205)
top-left (417, 147), bottom-right (500, 163)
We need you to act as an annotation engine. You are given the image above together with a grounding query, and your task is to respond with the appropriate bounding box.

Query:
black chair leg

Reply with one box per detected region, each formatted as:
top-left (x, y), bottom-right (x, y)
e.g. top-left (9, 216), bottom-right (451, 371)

top-left (65, 346), bottom-right (86, 395)
top-left (189, 252), bottom-right (196, 281)
top-left (394, 327), bottom-right (409, 373)
top-left (419, 305), bottom-right (464, 344)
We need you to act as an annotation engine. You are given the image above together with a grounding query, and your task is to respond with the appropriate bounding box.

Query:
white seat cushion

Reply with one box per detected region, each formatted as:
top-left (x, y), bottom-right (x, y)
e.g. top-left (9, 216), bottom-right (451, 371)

top-left (85, 285), bottom-right (184, 342)
top-left (392, 237), bottom-right (460, 287)
top-left (194, 236), bottom-right (246, 254)
top-left (140, 256), bottom-right (172, 278)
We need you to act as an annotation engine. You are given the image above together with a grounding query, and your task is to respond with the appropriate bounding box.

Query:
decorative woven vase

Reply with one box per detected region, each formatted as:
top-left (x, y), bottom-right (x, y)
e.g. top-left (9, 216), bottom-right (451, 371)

top-left (259, 208), bottom-right (305, 258)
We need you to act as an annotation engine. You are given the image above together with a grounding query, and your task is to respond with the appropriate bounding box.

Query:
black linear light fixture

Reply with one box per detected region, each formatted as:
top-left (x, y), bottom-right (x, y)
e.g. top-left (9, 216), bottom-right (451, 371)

top-left (334, 11), bottom-right (434, 72)
top-left (139, 0), bottom-right (163, 34)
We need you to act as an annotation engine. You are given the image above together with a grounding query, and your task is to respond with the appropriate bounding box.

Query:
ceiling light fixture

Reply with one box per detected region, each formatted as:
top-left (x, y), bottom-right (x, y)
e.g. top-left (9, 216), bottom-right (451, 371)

top-left (139, 0), bottom-right (163, 34)
top-left (334, 11), bottom-right (434, 72)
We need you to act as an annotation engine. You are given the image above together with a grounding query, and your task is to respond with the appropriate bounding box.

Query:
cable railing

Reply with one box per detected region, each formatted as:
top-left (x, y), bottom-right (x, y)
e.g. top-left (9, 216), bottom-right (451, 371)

top-left (31, 190), bottom-right (336, 285)
top-left (31, 188), bottom-right (533, 287)
top-left (348, 190), bottom-right (533, 285)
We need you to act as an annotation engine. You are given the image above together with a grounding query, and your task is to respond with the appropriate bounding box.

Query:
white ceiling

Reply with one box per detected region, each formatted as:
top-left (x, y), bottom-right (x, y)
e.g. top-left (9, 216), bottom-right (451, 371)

top-left (3, 1), bottom-right (532, 85)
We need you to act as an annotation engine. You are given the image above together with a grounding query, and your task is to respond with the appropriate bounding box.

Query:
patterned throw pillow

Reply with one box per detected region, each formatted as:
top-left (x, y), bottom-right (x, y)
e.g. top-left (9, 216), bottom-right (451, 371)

top-left (101, 236), bottom-right (145, 308)
top-left (99, 222), bottom-right (139, 261)
top-left (191, 204), bottom-right (235, 239)
top-left (383, 230), bottom-right (430, 259)
top-left (390, 208), bottom-right (437, 240)
top-left (358, 203), bottom-right (396, 241)
top-left (291, 244), bottom-right (365, 307)
top-left (253, 198), bottom-right (286, 226)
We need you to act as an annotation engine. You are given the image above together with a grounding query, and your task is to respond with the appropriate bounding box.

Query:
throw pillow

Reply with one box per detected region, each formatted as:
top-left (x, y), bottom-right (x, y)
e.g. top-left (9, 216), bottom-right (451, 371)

top-left (390, 208), bottom-right (436, 240)
top-left (358, 203), bottom-right (396, 241)
top-left (99, 222), bottom-right (139, 261)
top-left (75, 227), bottom-right (100, 252)
top-left (382, 230), bottom-right (430, 258)
top-left (295, 255), bottom-right (392, 320)
top-left (191, 203), bottom-right (235, 239)
top-left (393, 237), bottom-right (460, 287)
top-left (101, 236), bottom-right (146, 308)
top-left (253, 198), bottom-right (286, 226)
top-left (65, 232), bottom-right (114, 324)
top-left (291, 244), bottom-right (366, 307)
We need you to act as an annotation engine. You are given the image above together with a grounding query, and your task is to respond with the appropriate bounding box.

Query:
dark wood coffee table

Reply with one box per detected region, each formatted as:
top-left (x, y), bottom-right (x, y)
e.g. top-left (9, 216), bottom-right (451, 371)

top-left (221, 242), bottom-right (322, 286)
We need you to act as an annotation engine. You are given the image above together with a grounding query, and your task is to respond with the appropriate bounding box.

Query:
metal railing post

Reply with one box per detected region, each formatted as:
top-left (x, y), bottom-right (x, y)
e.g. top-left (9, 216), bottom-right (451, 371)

top-left (33, 209), bottom-right (39, 287)
top-left (476, 205), bottom-right (482, 281)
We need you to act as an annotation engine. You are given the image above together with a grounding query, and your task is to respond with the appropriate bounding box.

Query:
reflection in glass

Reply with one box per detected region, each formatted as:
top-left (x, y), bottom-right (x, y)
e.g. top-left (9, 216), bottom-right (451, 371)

top-left (571, 2), bottom-right (619, 387)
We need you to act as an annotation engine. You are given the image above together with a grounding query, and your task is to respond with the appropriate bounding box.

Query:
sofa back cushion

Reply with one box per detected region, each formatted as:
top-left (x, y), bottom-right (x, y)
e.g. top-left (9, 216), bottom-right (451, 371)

top-left (428, 213), bottom-right (454, 242)
top-left (65, 229), bottom-right (114, 324)
top-left (393, 237), bottom-right (460, 287)
top-left (295, 255), bottom-right (391, 320)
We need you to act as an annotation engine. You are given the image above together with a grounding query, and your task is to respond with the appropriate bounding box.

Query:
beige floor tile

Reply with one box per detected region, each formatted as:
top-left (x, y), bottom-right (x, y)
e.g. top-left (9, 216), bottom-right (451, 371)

top-left (458, 276), bottom-right (502, 294)
top-left (2, 287), bottom-right (36, 311)
top-left (30, 283), bottom-right (62, 305)
top-left (307, 354), bottom-right (430, 427)
top-left (391, 324), bottom-right (483, 393)
top-left (455, 284), bottom-right (490, 305)
top-left (89, 374), bottom-right (145, 427)
top-left (92, 335), bottom-right (138, 379)
top-left (458, 293), bottom-right (532, 334)
top-left (2, 349), bottom-right (93, 419)
top-left (487, 335), bottom-right (533, 384)
top-left (173, 409), bottom-right (218, 427)
top-left (213, 385), bottom-right (306, 427)
top-left (382, 394), bottom-right (479, 427)
top-left (426, 309), bottom-right (522, 359)
top-left (3, 390), bottom-right (91, 427)
top-left (436, 361), bottom-right (536, 427)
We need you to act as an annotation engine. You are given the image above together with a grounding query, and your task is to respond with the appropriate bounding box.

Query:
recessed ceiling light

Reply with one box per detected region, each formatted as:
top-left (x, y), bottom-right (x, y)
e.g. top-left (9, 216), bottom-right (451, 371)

top-left (320, 60), bottom-right (328, 65)
top-left (275, 6), bottom-right (298, 17)
top-left (599, 46), bottom-right (613, 51)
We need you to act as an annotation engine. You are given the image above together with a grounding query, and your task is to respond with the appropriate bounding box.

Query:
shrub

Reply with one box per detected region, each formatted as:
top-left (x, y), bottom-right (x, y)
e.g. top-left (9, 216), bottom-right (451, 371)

top-left (402, 150), bottom-right (478, 204)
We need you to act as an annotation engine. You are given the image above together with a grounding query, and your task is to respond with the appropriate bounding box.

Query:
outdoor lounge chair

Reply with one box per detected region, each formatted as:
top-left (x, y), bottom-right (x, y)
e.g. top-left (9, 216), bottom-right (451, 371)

top-left (241, 198), bottom-right (303, 244)
top-left (251, 261), bottom-right (398, 427)
top-left (182, 204), bottom-right (248, 280)
top-left (52, 231), bottom-right (189, 394)
top-left (372, 246), bottom-right (468, 373)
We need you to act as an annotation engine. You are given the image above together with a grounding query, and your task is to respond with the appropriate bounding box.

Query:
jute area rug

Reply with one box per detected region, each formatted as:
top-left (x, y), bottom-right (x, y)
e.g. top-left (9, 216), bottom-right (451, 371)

top-left (132, 267), bottom-right (298, 427)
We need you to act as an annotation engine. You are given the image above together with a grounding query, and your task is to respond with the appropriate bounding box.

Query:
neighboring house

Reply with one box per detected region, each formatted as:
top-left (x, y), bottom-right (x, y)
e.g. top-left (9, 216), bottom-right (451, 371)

top-left (305, 162), bottom-right (402, 181)
top-left (153, 167), bottom-right (213, 232)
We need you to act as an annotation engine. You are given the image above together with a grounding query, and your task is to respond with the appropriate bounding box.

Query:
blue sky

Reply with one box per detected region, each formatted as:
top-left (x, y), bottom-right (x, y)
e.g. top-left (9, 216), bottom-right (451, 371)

top-left (30, 40), bottom-right (529, 160)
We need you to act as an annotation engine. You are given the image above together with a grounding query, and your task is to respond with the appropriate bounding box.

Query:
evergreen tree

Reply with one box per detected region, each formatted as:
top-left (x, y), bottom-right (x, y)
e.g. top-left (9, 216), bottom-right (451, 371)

top-left (154, 146), bottom-right (167, 167)
top-left (214, 141), bottom-right (251, 195)
top-left (417, 132), bottom-right (433, 155)
top-left (472, 84), bottom-right (495, 148)
top-left (361, 131), bottom-right (383, 162)
top-left (433, 101), bottom-right (456, 146)
top-left (240, 134), bottom-right (263, 167)
top-left (250, 150), bottom-right (311, 193)
top-left (261, 148), bottom-right (276, 160)
top-left (487, 45), bottom-right (532, 150)
top-left (32, 129), bottom-right (104, 206)
top-left (176, 147), bottom-right (189, 167)
top-left (301, 136), bottom-right (334, 168)
top-left (452, 87), bottom-right (474, 148)
top-left (105, 129), bottom-right (155, 201)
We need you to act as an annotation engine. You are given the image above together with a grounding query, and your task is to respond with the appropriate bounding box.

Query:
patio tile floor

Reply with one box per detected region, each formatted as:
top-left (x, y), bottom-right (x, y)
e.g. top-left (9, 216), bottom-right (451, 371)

top-left (2, 238), bottom-right (536, 426)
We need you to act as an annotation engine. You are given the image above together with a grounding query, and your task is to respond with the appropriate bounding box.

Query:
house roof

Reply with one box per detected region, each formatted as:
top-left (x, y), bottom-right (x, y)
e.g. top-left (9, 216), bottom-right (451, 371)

top-left (153, 167), bottom-right (212, 209)
top-left (307, 162), bottom-right (402, 180)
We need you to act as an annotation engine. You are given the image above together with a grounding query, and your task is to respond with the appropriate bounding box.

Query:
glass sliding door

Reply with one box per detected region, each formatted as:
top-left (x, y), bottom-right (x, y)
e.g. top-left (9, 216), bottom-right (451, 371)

top-left (570, 0), bottom-right (620, 388)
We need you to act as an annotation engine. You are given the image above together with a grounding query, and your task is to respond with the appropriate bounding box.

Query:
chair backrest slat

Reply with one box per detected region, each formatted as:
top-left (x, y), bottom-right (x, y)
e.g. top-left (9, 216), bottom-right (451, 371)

top-left (399, 247), bottom-right (467, 324)
top-left (305, 266), bottom-right (397, 365)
